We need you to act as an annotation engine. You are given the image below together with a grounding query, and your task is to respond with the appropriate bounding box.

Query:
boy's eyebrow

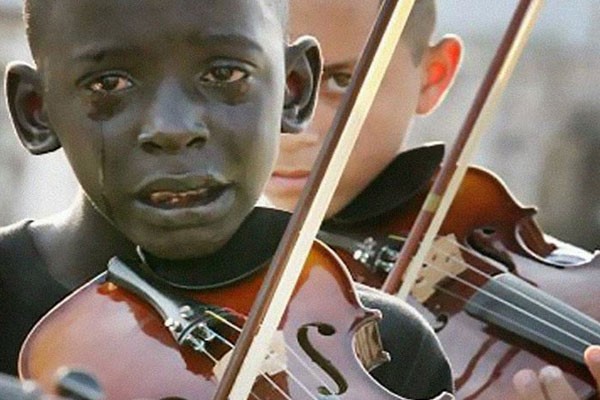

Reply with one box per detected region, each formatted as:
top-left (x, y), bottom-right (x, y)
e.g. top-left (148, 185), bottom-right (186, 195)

top-left (323, 60), bottom-right (356, 71)
top-left (183, 33), bottom-right (266, 53)
top-left (72, 45), bottom-right (145, 63)
top-left (71, 34), bottom-right (266, 63)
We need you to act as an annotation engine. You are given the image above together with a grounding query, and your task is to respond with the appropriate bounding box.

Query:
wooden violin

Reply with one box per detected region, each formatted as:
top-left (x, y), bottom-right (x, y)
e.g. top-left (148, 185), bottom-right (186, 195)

top-left (19, 236), bottom-right (450, 399)
top-left (316, 0), bottom-right (600, 397)
top-left (320, 144), bottom-right (600, 399)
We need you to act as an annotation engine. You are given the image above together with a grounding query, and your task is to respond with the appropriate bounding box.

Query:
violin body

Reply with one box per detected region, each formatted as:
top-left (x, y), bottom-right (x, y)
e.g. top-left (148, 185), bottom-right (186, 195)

top-left (20, 241), bottom-right (452, 400)
top-left (323, 164), bottom-right (600, 399)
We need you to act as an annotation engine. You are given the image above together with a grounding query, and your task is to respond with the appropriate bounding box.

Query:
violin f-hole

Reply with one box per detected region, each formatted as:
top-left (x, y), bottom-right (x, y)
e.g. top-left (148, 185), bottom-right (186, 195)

top-left (297, 323), bottom-right (347, 396)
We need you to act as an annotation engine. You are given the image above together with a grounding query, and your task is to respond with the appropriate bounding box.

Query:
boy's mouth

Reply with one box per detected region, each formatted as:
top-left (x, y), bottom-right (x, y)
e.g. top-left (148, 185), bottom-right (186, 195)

top-left (148, 187), bottom-right (225, 209)
top-left (136, 175), bottom-right (231, 210)
top-left (268, 170), bottom-right (310, 193)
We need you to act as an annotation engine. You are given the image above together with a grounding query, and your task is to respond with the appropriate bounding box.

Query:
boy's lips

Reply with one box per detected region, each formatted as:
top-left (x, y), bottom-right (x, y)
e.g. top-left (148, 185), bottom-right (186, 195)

top-left (272, 170), bottom-right (310, 179)
top-left (148, 188), bottom-right (215, 209)
top-left (132, 174), bottom-right (235, 226)
top-left (268, 170), bottom-right (310, 193)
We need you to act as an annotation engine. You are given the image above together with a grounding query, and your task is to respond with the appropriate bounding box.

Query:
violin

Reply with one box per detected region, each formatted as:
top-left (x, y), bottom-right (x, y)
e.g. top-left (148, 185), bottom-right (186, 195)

top-left (319, 143), bottom-right (600, 399)
top-left (320, 0), bottom-right (597, 396)
top-left (319, 0), bottom-right (599, 397)
top-left (19, 230), bottom-right (449, 400)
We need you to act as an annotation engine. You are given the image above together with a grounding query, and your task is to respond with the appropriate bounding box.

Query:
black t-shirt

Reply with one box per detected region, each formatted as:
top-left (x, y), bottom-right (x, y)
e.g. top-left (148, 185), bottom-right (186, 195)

top-left (0, 219), bottom-right (452, 399)
top-left (0, 220), bottom-right (68, 376)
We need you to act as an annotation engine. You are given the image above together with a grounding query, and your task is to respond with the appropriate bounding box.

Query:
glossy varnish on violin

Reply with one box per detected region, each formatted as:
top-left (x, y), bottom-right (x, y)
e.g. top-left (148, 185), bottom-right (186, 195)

top-left (19, 241), bottom-right (450, 400)
top-left (323, 164), bottom-right (600, 399)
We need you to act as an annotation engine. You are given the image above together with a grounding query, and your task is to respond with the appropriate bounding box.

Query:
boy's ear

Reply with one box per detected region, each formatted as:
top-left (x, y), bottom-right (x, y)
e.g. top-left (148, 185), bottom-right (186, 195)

top-left (5, 62), bottom-right (60, 154)
top-left (416, 35), bottom-right (463, 115)
top-left (282, 36), bottom-right (322, 133)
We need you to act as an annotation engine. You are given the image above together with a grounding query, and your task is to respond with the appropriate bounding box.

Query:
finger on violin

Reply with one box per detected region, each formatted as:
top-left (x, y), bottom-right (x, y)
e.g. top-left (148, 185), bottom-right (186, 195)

top-left (584, 345), bottom-right (600, 387)
top-left (513, 369), bottom-right (547, 400)
top-left (538, 365), bottom-right (579, 400)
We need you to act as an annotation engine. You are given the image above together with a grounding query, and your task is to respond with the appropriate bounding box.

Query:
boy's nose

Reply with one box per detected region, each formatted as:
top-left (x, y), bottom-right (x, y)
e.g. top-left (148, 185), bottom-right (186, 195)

top-left (138, 81), bottom-right (209, 153)
top-left (137, 122), bottom-right (208, 153)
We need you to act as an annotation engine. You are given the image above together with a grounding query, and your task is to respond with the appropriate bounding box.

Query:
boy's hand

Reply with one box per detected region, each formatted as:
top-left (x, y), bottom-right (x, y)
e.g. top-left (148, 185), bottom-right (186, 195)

top-left (512, 345), bottom-right (600, 400)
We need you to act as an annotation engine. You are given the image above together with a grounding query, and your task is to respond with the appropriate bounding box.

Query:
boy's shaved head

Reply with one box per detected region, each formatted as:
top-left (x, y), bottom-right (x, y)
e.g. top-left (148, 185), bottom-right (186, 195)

top-left (23, 0), bottom-right (289, 63)
top-left (398, 0), bottom-right (436, 63)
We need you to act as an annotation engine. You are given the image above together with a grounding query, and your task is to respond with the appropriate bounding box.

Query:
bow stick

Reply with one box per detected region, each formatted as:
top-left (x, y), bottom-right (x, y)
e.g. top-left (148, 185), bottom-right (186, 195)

top-left (381, 0), bottom-right (545, 299)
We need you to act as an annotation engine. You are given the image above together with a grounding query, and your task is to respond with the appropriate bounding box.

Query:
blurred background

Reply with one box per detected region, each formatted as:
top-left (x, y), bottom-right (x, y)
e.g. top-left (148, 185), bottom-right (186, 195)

top-left (0, 0), bottom-right (598, 250)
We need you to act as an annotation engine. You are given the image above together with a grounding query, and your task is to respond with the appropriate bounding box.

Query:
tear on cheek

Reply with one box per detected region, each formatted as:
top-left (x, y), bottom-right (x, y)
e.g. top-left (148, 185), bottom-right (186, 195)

top-left (220, 83), bottom-right (251, 105)
top-left (87, 94), bottom-right (125, 121)
top-left (97, 121), bottom-right (114, 221)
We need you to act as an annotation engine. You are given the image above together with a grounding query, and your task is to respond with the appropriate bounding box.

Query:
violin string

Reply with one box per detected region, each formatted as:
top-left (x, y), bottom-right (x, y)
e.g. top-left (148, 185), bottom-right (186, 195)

top-left (427, 235), bottom-right (600, 342)
top-left (200, 347), bottom-right (262, 400)
top-left (209, 329), bottom-right (321, 400)
top-left (136, 250), bottom-right (328, 398)
top-left (388, 233), bottom-right (600, 343)
top-left (206, 310), bottom-right (334, 398)
top-left (423, 247), bottom-right (598, 346)
top-left (419, 257), bottom-right (594, 351)
top-left (204, 310), bottom-right (329, 400)
top-left (197, 329), bottom-right (300, 400)
top-left (430, 279), bottom-right (588, 359)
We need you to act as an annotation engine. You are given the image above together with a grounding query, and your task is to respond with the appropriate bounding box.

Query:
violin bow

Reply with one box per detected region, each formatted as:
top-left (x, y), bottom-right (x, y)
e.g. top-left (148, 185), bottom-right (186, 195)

top-left (381, 0), bottom-right (544, 298)
top-left (212, 1), bottom-right (430, 399)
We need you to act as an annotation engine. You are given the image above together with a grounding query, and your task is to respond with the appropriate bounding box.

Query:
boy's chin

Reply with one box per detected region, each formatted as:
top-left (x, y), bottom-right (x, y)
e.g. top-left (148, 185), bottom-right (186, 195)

top-left (133, 228), bottom-right (233, 261)
top-left (144, 241), bottom-right (227, 261)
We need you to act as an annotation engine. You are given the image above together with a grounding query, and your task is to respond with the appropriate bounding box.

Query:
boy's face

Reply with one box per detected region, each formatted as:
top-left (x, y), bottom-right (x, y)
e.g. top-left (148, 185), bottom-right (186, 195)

top-left (265, 0), bottom-right (459, 217)
top-left (30, 0), bottom-right (288, 258)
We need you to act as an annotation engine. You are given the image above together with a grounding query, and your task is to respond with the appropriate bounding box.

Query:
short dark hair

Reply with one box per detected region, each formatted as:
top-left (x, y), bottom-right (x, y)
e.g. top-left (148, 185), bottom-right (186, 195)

top-left (23, 0), bottom-right (289, 63)
top-left (22, 0), bottom-right (45, 61)
top-left (402, 0), bottom-right (437, 64)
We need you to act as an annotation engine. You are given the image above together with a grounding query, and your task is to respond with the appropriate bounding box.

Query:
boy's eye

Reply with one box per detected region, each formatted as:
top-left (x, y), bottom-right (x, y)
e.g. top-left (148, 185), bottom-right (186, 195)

top-left (324, 72), bottom-right (352, 94)
top-left (200, 66), bottom-right (248, 85)
top-left (87, 74), bottom-right (133, 93)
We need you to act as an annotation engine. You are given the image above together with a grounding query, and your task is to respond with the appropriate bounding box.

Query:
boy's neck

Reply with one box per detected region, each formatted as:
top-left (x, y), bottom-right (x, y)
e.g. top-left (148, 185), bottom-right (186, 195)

top-left (30, 191), bottom-right (137, 289)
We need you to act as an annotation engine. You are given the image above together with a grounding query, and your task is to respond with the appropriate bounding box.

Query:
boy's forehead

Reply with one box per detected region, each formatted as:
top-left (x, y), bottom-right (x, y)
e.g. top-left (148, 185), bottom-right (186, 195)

top-left (290, 0), bottom-right (379, 63)
top-left (45, 0), bottom-right (283, 56)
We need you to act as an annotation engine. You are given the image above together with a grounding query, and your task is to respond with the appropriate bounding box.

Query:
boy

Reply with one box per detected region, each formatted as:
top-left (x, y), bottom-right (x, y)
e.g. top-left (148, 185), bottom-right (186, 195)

top-left (265, 0), bottom-right (462, 216)
top-left (266, 0), bottom-right (600, 399)
top-left (0, 0), bottom-right (452, 398)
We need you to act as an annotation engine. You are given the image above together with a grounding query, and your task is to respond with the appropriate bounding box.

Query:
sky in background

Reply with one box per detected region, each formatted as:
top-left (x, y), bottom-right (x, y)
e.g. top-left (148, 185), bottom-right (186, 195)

top-left (437, 1), bottom-right (597, 48)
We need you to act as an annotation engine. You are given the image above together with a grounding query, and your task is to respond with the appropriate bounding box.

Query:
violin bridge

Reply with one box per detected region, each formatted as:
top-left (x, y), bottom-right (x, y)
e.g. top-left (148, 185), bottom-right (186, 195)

top-left (212, 330), bottom-right (288, 381)
top-left (411, 234), bottom-right (467, 303)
